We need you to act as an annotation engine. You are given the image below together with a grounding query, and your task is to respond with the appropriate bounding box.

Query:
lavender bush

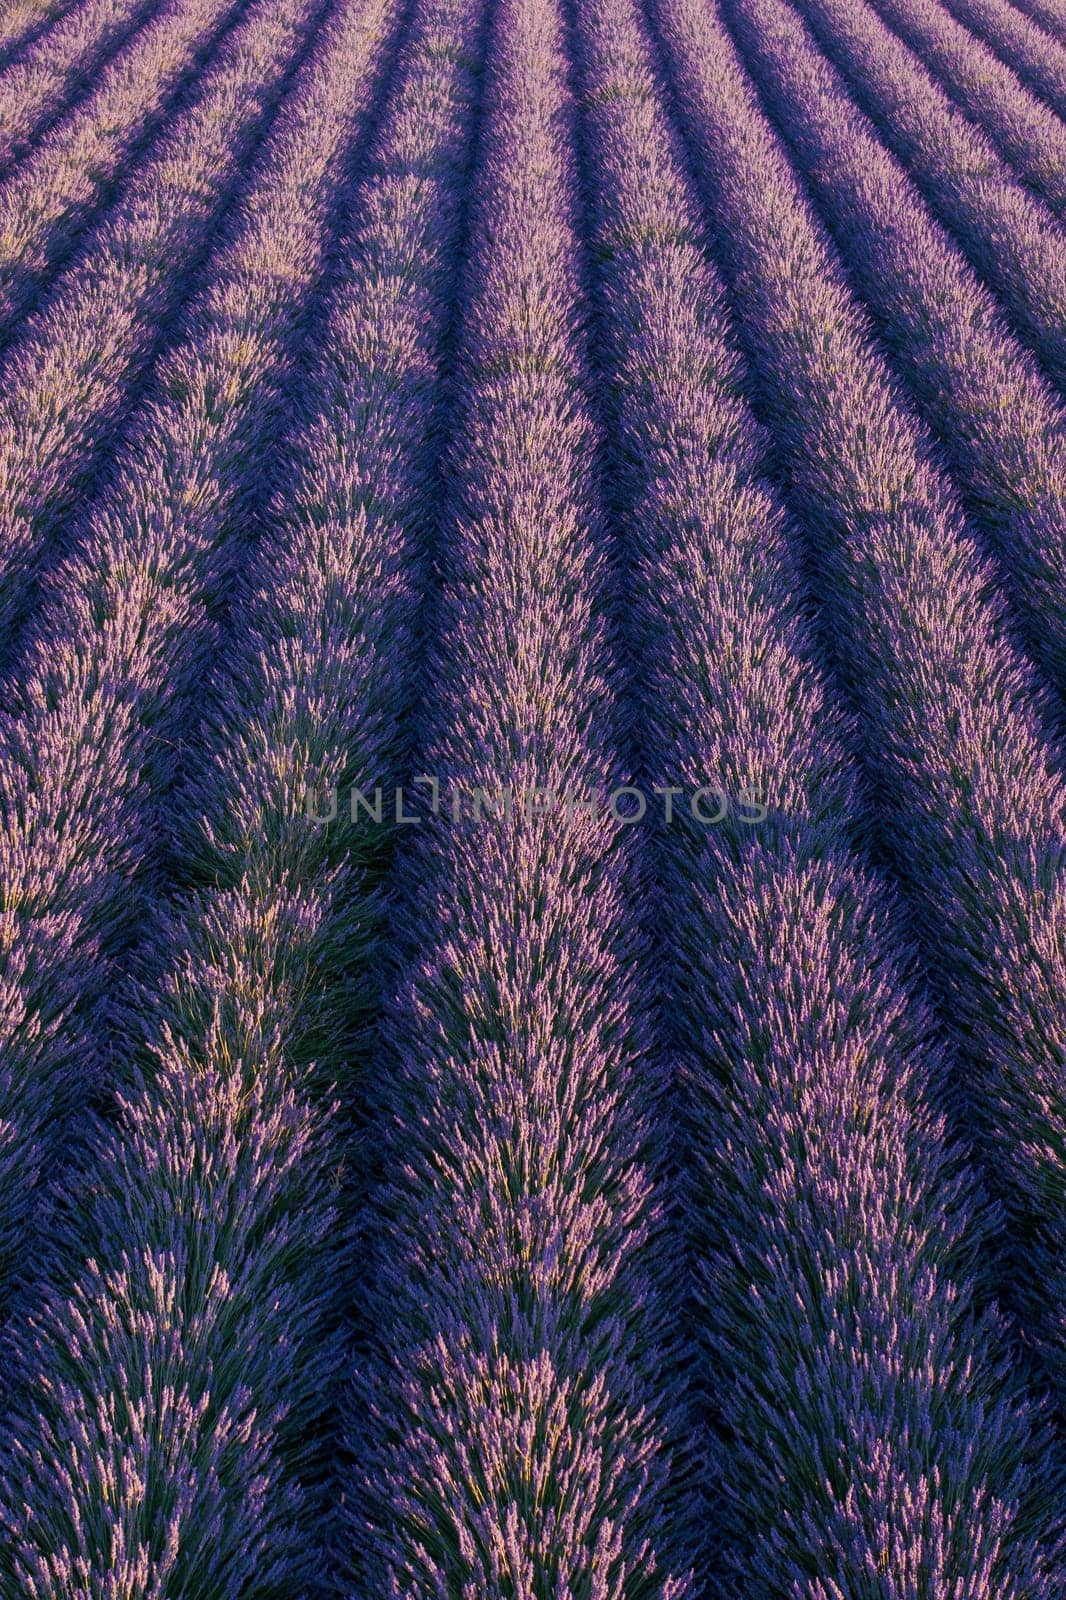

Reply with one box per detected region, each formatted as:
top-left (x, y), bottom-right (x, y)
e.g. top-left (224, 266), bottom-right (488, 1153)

top-left (0, 0), bottom-right (487, 1584)
top-left (0, 0), bottom-right (397, 1321)
top-left (0, 0), bottom-right (80, 68)
top-left (652, 0), bottom-right (1066, 1417)
top-left (778, 0), bottom-right (1066, 385)
top-left (0, 0), bottom-right (161, 172)
top-left (0, 0), bottom-right (1064, 1583)
top-left (1011, 0), bottom-right (1066, 50)
top-left (0, 0), bottom-right (324, 653)
top-left (345, 0), bottom-right (689, 1588)
top-left (718, 0), bottom-right (1066, 712)
top-left (0, 0), bottom-right (246, 347)
top-left (856, 0), bottom-right (1066, 216)
top-left (938, 0), bottom-right (1066, 121)
top-left (572, 0), bottom-right (1063, 1587)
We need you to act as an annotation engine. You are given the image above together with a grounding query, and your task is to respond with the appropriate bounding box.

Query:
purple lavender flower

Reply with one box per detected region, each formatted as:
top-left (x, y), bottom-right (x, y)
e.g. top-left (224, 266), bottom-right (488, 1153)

top-left (0, 0), bottom-right (248, 348)
top-left (0, 0), bottom-right (326, 653)
top-left (1011, 0), bottom-right (1066, 51)
top-left (1, 0), bottom-right (1065, 1582)
top-left (652, 0), bottom-right (1066, 1426)
top-left (937, 0), bottom-right (1066, 123)
top-left (0, 0), bottom-right (484, 1584)
top-left (0, 0), bottom-right (165, 174)
top-left (573, 0), bottom-right (1064, 1586)
top-left (852, 0), bottom-right (1066, 216)
top-left (776, 0), bottom-right (1066, 377)
top-left (713, 0), bottom-right (1066, 712)
top-left (345, 0), bottom-right (689, 1589)
top-left (0, 0), bottom-right (397, 1327)
top-left (0, 0), bottom-right (83, 70)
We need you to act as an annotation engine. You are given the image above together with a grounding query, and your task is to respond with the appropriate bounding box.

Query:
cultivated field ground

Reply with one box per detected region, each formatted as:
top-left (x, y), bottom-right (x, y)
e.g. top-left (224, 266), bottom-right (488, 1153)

top-left (1, 0), bottom-right (1066, 1587)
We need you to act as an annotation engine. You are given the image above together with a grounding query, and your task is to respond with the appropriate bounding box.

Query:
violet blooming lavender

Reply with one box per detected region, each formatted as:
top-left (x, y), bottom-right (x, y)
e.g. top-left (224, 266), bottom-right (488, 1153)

top-left (856, 0), bottom-right (1066, 217)
top-left (716, 0), bottom-right (1066, 711)
top-left (1, 0), bottom-right (1065, 1578)
top-left (652, 0), bottom-right (1066, 1417)
top-left (938, 0), bottom-right (1066, 121)
top-left (345, 0), bottom-right (689, 1592)
top-left (0, 0), bottom-right (80, 67)
top-left (0, 0), bottom-right (247, 347)
top-left (1012, 0), bottom-right (1066, 49)
top-left (571, 0), bottom-right (1063, 1588)
top-left (0, 0), bottom-right (326, 658)
top-left (0, 0), bottom-right (161, 172)
top-left (0, 0), bottom-right (397, 1322)
top-left (0, 0), bottom-right (484, 1585)
top-left (777, 0), bottom-right (1066, 386)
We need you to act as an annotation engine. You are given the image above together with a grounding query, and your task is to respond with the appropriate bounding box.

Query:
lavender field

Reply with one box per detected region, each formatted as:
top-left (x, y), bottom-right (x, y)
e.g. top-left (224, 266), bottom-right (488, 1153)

top-left (1, 0), bottom-right (1066, 1583)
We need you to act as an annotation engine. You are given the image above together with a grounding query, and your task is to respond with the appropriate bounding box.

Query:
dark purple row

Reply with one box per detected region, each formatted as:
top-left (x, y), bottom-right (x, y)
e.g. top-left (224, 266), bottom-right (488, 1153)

top-left (0, 0), bottom-right (162, 173)
top-left (0, 0), bottom-right (392, 1339)
top-left (784, 0), bottom-right (1066, 388)
top-left (0, 0), bottom-right (247, 351)
top-left (855, 0), bottom-right (1066, 216)
top-left (0, 0), bottom-right (325, 659)
top-left (0, 0), bottom-right (485, 1583)
top-left (1012, 0), bottom-right (1066, 51)
top-left (651, 0), bottom-right (1066, 1425)
top-left (940, 0), bottom-right (1066, 121)
top-left (0, 0), bottom-right (82, 69)
top-left (719, 0), bottom-right (1066, 732)
top-left (571, 0), bottom-right (1063, 1585)
top-left (347, 0), bottom-right (689, 1585)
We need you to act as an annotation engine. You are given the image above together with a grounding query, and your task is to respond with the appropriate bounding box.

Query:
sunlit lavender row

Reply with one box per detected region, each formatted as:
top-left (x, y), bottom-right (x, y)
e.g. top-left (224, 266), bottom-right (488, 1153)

top-left (1, 0), bottom-right (1065, 1586)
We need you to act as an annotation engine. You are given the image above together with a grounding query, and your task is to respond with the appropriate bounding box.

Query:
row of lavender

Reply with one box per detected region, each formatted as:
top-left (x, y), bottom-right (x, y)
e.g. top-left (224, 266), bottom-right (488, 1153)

top-left (942, 0), bottom-right (1066, 117)
top-left (346, 0), bottom-right (1066, 1576)
top-left (352, 0), bottom-right (1066, 1574)
top-left (0, 0), bottom-right (248, 349)
top-left (663, 0), bottom-right (1066, 1403)
top-left (349, 0), bottom-right (684, 1580)
top-left (1015, 0), bottom-right (1066, 47)
top-left (649, 0), bottom-right (1066, 1566)
top-left (0, 0), bottom-right (487, 1577)
top-left (0, 0), bottom-right (162, 173)
top-left (1, 0), bottom-right (1066, 1587)
top-left (0, 0), bottom-right (81, 69)
top-left (575, 0), bottom-right (1065, 1584)
top-left (748, 0), bottom-right (1066, 701)
top-left (0, 0), bottom-right (327, 649)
